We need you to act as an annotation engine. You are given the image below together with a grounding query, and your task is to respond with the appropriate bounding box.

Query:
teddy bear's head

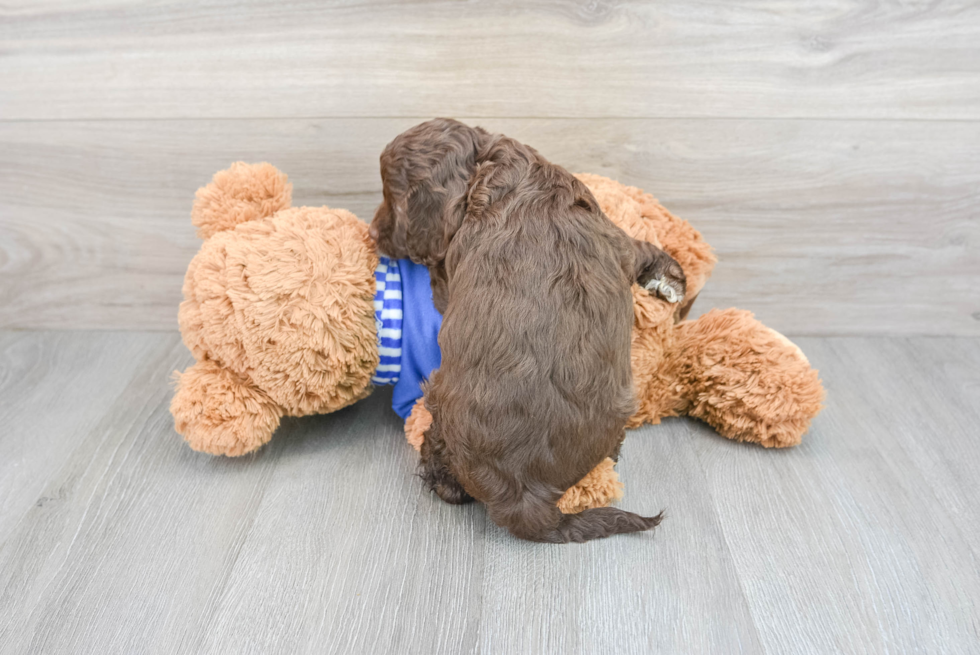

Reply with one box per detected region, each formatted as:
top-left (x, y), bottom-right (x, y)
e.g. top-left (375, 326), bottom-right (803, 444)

top-left (178, 163), bottom-right (380, 420)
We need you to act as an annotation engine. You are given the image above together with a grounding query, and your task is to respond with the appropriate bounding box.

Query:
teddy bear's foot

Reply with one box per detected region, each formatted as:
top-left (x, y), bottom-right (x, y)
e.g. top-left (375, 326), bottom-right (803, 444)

top-left (404, 398), bottom-right (431, 452)
top-left (171, 360), bottom-right (283, 456)
top-left (674, 309), bottom-right (825, 448)
top-left (557, 458), bottom-right (625, 514)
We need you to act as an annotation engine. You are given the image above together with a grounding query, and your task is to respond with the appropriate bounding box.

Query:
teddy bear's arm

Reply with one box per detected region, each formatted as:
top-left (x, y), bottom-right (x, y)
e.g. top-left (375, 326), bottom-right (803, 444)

top-left (172, 360), bottom-right (284, 456)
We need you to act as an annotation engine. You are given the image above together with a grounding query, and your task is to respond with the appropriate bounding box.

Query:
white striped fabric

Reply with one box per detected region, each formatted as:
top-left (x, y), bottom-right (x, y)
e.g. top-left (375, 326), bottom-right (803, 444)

top-left (371, 257), bottom-right (403, 385)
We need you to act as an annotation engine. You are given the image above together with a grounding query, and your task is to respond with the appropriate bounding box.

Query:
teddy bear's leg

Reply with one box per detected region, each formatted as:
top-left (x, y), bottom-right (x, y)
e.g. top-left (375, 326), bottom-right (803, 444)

top-left (556, 458), bottom-right (624, 514)
top-left (404, 398), bottom-right (431, 452)
top-left (171, 360), bottom-right (284, 456)
top-left (665, 308), bottom-right (825, 447)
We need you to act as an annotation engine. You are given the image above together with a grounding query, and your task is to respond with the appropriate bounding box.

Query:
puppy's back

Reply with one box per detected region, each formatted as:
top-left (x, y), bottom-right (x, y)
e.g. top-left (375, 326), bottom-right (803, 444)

top-left (430, 139), bottom-right (658, 542)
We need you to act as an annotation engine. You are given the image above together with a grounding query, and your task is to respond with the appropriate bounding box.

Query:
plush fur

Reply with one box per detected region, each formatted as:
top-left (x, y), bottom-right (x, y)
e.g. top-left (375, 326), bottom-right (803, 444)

top-left (171, 168), bottom-right (380, 456)
top-left (171, 162), bottom-right (825, 513)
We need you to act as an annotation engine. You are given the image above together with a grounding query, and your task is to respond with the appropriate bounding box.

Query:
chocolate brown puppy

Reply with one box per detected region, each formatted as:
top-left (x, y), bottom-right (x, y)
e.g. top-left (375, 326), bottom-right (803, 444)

top-left (372, 119), bottom-right (685, 542)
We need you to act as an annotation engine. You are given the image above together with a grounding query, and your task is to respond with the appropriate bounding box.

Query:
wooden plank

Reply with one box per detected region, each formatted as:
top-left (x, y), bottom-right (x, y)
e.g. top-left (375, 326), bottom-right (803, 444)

top-left (0, 331), bottom-right (181, 538)
top-left (2, 118), bottom-right (977, 334)
top-left (0, 333), bottom-right (284, 654)
top-left (691, 336), bottom-right (980, 653)
top-left (191, 412), bottom-right (761, 655)
top-left (183, 399), bottom-right (495, 655)
top-left (0, 331), bottom-right (760, 654)
top-left (833, 337), bottom-right (980, 545)
top-left (3, 331), bottom-right (980, 652)
top-left (475, 423), bottom-right (762, 655)
top-left (2, 1), bottom-right (979, 120)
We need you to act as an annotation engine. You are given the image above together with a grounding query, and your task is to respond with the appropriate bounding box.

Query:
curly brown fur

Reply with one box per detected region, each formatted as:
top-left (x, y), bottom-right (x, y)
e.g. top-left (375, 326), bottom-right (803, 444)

top-left (373, 120), bottom-right (677, 542)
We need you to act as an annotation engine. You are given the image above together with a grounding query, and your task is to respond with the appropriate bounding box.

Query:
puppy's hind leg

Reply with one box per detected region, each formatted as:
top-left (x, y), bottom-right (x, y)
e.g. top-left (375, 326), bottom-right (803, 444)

top-left (419, 420), bottom-right (473, 505)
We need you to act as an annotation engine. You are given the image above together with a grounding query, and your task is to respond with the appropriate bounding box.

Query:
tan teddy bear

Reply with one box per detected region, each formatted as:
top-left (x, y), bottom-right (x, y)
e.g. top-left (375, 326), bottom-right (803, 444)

top-left (171, 163), bottom-right (824, 512)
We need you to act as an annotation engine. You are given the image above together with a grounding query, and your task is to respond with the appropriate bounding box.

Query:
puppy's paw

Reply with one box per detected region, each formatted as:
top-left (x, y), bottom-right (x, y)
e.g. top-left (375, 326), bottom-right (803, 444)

top-left (433, 480), bottom-right (475, 505)
top-left (638, 253), bottom-right (686, 304)
top-left (420, 467), bottom-right (474, 505)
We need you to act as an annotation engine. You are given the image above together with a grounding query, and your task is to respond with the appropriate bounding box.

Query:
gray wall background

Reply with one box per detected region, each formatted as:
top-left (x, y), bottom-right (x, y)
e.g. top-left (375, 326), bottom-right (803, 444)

top-left (1, 1), bottom-right (978, 334)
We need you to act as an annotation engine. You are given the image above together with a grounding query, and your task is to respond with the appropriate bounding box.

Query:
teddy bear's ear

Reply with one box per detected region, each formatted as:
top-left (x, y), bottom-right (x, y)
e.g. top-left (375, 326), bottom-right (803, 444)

top-left (190, 162), bottom-right (292, 239)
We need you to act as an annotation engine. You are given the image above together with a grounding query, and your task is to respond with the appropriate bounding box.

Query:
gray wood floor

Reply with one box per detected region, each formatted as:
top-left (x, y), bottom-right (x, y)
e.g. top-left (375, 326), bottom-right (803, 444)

top-left (0, 332), bottom-right (977, 654)
top-left (3, 1), bottom-right (980, 653)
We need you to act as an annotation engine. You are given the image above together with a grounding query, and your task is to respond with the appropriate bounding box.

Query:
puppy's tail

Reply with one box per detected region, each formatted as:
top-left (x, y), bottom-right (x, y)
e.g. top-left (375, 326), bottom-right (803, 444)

top-left (551, 507), bottom-right (663, 543)
top-left (490, 492), bottom-right (663, 544)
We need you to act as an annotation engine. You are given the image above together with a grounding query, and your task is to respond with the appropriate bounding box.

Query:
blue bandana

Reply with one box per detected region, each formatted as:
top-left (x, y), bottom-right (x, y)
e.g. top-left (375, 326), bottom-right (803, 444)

top-left (371, 257), bottom-right (444, 419)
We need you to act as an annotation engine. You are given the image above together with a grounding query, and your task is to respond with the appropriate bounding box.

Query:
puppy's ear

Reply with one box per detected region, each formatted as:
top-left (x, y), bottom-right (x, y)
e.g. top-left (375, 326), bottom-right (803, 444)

top-left (374, 166), bottom-right (413, 259)
top-left (391, 192), bottom-right (410, 254)
top-left (440, 191), bottom-right (468, 257)
top-left (465, 160), bottom-right (499, 221)
top-left (403, 180), bottom-right (459, 267)
top-left (433, 128), bottom-right (493, 260)
top-left (465, 137), bottom-right (529, 221)
top-left (428, 261), bottom-right (450, 314)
